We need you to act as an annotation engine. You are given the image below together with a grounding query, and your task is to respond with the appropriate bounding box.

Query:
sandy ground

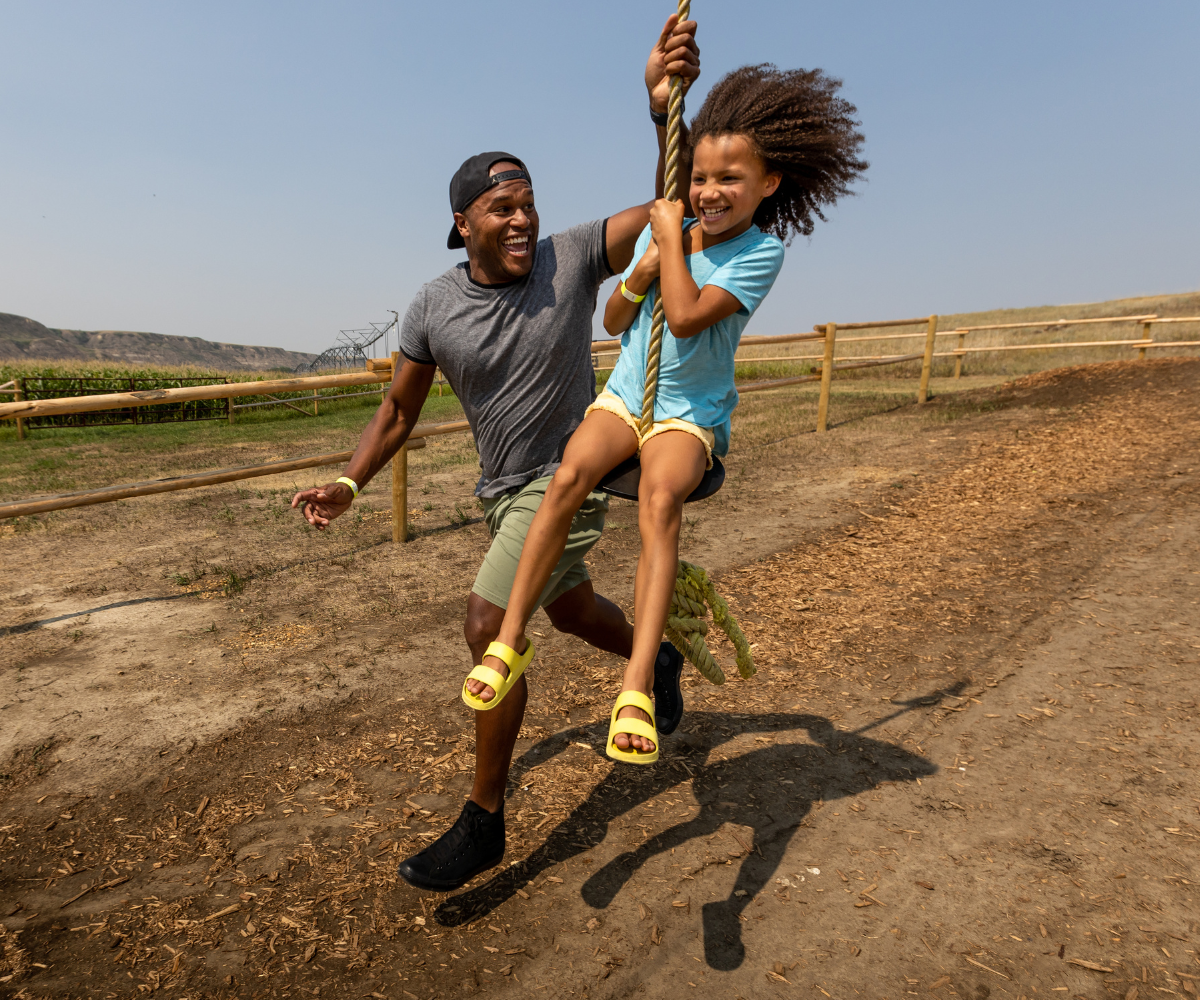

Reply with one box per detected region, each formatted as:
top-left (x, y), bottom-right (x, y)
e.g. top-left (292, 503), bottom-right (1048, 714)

top-left (1, 359), bottom-right (1197, 999)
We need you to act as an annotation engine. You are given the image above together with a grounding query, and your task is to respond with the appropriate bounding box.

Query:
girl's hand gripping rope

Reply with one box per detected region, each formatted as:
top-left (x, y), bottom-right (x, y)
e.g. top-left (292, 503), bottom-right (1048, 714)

top-left (648, 199), bottom-right (687, 251)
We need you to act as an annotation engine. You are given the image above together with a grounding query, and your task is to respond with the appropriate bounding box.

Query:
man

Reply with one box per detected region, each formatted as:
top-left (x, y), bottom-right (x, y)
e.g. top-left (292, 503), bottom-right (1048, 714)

top-left (291, 15), bottom-right (699, 891)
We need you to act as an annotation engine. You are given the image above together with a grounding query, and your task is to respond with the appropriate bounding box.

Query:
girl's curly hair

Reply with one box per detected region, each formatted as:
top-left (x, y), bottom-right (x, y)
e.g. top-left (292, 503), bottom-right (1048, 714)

top-left (688, 64), bottom-right (868, 243)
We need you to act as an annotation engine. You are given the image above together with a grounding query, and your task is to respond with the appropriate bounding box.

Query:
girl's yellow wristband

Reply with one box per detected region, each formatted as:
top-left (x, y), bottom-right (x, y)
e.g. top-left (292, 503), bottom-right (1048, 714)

top-left (620, 280), bottom-right (647, 304)
top-left (335, 476), bottom-right (359, 498)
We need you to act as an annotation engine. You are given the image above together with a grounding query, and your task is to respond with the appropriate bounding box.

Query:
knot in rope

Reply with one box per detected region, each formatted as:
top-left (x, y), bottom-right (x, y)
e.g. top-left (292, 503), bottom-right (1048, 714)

top-left (664, 560), bottom-right (755, 686)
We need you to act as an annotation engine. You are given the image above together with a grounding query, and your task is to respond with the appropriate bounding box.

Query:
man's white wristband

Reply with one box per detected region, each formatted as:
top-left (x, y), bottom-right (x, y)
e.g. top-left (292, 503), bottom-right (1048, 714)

top-left (336, 476), bottom-right (359, 498)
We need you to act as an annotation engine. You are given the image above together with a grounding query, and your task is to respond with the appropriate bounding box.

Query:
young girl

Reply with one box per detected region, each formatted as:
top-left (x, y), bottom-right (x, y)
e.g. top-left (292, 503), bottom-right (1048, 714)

top-left (462, 63), bottom-right (868, 762)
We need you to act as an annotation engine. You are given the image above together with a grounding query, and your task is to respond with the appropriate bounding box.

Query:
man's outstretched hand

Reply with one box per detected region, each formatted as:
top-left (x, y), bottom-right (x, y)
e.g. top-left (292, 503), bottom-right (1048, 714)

top-left (646, 13), bottom-right (700, 114)
top-left (291, 482), bottom-right (354, 530)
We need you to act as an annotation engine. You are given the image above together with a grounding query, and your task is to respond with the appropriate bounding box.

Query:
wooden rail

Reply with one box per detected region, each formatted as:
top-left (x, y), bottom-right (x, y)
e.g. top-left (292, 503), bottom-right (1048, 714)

top-left (0, 419), bottom-right (468, 520)
top-left (0, 370), bottom-right (393, 421)
top-left (940, 338), bottom-right (1152, 355)
top-left (591, 329), bottom-right (824, 355)
top-left (930, 313), bottom-right (1157, 335)
top-left (813, 313), bottom-right (1160, 336)
top-left (740, 353), bottom-right (926, 396)
top-left (815, 317), bottom-right (931, 332)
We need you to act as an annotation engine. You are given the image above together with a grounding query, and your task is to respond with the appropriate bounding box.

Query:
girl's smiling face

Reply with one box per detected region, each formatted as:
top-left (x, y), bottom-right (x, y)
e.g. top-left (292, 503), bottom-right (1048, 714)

top-left (689, 134), bottom-right (781, 238)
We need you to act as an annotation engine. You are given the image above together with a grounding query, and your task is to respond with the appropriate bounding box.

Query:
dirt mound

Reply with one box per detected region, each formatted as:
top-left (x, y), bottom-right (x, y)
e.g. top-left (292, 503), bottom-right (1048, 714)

top-left (932, 356), bottom-right (1198, 412)
top-left (0, 312), bottom-right (316, 372)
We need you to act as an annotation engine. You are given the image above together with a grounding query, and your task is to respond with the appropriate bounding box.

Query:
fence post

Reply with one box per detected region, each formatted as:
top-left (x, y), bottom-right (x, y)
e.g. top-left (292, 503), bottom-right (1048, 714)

top-left (390, 351), bottom-right (407, 543)
top-left (226, 381), bottom-right (234, 425)
top-left (918, 314), bottom-right (938, 403)
top-left (954, 331), bottom-right (965, 380)
top-left (392, 444), bottom-right (408, 543)
top-left (1139, 321), bottom-right (1151, 360)
top-left (15, 378), bottom-right (26, 441)
top-left (815, 322), bottom-right (837, 434)
top-left (313, 388), bottom-right (319, 416)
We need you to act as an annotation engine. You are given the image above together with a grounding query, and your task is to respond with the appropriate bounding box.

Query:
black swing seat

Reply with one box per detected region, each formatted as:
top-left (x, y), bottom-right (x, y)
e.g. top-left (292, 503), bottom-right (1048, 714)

top-left (598, 454), bottom-right (725, 504)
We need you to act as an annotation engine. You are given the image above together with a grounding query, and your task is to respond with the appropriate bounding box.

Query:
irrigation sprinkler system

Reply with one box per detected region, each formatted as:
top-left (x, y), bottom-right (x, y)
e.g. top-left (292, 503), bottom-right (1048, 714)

top-left (294, 312), bottom-right (400, 373)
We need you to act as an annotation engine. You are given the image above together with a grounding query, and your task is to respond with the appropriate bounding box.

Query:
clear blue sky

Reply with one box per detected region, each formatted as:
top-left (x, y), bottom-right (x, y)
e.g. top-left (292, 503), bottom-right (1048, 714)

top-left (2, 1), bottom-right (1197, 354)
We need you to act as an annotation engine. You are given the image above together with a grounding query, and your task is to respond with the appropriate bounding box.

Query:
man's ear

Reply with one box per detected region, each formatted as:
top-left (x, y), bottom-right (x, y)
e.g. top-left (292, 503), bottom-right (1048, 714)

top-left (453, 211), bottom-right (470, 244)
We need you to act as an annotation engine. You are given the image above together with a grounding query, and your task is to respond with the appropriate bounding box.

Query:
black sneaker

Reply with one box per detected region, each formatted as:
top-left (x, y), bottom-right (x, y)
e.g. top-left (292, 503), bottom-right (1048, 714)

top-left (653, 640), bottom-right (685, 736)
top-left (397, 801), bottom-right (505, 891)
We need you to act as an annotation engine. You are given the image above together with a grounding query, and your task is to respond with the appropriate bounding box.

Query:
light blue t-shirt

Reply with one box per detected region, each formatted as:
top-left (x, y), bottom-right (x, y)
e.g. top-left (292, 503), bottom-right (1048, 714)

top-left (604, 220), bottom-right (785, 457)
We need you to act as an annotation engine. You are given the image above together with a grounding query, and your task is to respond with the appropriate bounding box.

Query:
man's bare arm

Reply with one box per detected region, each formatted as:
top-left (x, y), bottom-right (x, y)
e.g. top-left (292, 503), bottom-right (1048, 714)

top-left (291, 359), bottom-right (436, 529)
top-left (605, 14), bottom-right (699, 274)
top-left (342, 359), bottom-right (436, 486)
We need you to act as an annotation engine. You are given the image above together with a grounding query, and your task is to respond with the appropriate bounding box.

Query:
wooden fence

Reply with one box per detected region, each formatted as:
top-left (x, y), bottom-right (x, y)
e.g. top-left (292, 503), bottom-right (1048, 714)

top-left (594, 312), bottom-right (1200, 431)
top-left (3, 312), bottom-right (1198, 535)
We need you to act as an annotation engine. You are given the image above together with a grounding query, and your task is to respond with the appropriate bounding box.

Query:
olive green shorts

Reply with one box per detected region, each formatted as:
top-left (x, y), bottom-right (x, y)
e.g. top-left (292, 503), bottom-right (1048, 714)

top-left (472, 475), bottom-right (610, 611)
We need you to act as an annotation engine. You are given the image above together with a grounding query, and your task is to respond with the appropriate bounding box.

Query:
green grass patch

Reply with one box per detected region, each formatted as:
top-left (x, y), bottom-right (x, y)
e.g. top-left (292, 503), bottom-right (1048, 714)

top-left (0, 384), bottom-right (466, 500)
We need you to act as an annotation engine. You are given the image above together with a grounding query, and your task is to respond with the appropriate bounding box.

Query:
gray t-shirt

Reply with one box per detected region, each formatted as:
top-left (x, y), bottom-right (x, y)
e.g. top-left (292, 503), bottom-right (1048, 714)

top-left (400, 219), bottom-right (613, 498)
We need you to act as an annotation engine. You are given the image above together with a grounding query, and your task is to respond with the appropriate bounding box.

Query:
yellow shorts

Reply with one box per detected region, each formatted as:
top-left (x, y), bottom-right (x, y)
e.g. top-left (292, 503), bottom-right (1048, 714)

top-left (585, 390), bottom-right (715, 470)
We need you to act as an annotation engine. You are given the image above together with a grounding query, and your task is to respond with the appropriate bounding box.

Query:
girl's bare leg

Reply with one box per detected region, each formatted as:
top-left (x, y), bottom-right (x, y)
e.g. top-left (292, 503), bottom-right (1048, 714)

top-left (614, 430), bottom-right (707, 752)
top-left (466, 409), bottom-right (638, 701)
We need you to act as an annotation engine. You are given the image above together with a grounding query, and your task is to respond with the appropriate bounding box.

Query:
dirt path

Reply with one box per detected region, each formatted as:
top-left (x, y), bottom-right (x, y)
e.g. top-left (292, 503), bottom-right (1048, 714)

top-left (1, 360), bottom-right (1197, 999)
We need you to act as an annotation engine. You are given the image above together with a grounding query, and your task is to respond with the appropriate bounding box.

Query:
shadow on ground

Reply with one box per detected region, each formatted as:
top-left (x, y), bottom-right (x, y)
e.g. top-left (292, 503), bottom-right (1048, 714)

top-left (435, 687), bottom-right (960, 970)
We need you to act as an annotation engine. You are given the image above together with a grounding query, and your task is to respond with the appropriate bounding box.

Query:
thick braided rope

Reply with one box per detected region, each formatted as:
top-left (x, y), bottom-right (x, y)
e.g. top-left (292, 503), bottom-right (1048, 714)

top-left (663, 560), bottom-right (756, 686)
top-left (638, 0), bottom-right (691, 437)
top-left (632, 6), bottom-right (753, 690)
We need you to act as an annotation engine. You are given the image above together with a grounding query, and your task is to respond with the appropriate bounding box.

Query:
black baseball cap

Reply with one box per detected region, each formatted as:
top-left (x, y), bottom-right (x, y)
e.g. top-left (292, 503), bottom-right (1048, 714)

top-left (447, 151), bottom-right (532, 249)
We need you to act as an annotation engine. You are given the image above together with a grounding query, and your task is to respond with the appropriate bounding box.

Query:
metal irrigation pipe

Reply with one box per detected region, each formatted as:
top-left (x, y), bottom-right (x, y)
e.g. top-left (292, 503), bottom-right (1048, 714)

top-left (231, 387), bottom-right (393, 410)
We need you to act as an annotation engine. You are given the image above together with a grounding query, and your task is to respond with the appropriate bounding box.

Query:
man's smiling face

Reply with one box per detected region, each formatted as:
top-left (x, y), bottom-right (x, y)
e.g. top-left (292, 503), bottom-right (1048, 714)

top-left (455, 161), bottom-right (539, 283)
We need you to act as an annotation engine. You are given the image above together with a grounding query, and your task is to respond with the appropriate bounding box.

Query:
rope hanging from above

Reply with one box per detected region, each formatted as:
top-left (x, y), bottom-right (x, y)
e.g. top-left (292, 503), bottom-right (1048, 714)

top-left (638, 0), bottom-right (691, 437)
top-left (636, 2), bottom-right (755, 687)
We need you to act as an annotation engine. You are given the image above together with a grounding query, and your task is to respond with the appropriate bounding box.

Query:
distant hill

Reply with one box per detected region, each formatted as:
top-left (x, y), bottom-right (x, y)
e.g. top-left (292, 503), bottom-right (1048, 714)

top-left (934, 290), bottom-right (1200, 330)
top-left (0, 313), bottom-right (317, 372)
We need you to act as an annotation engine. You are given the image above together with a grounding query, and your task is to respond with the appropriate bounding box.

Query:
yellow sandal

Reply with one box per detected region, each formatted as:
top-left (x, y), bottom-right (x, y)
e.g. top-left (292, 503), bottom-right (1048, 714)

top-left (461, 640), bottom-right (535, 711)
top-left (606, 690), bottom-right (659, 764)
